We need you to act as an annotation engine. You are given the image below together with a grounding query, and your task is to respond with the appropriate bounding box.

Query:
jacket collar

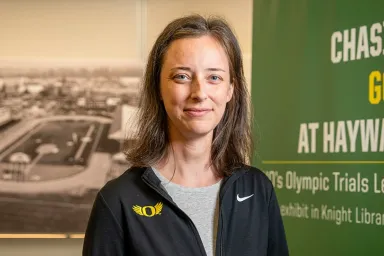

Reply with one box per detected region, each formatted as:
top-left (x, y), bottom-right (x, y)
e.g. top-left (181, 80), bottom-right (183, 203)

top-left (141, 167), bottom-right (162, 187)
top-left (141, 165), bottom-right (249, 200)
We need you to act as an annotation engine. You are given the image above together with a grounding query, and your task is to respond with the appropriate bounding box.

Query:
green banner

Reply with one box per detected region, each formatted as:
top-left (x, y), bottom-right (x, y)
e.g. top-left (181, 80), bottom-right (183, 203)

top-left (251, 1), bottom-right (383, 255)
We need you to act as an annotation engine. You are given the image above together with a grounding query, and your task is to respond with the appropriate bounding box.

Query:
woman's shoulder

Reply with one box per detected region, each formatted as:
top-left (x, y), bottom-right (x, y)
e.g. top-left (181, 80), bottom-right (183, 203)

top-left (239, 164), bottom-right (273, 185)
top-left (96, 166), bottom-right (148, 207)
top-left (234, 164), bottom-right (275, 198)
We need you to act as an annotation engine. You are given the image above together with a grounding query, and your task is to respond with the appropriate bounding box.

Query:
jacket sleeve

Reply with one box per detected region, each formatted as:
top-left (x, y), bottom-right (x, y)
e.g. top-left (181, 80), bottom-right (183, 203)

top-left (267, 187), bottom-right (289, 256)
top-left (82, 191), bottom-right (126, 256)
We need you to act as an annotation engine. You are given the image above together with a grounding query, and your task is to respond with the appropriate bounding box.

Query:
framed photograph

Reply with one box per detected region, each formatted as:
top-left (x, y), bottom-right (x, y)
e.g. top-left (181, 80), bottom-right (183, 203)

top-left (0, 59), bottom-right (143, 236)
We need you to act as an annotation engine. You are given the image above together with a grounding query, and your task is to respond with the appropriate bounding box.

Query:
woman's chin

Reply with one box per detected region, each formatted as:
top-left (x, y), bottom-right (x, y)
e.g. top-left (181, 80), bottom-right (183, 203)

top-left (180, 124), bottom-right (215, 139)
top-left (169, 119), bottom-right (218, 140)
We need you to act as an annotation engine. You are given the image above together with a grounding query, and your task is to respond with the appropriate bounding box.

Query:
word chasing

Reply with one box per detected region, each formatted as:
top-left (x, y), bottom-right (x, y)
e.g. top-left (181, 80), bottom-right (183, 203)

top-left (264, 170), bottom-right (384, 195)
top-left (331, 21), bottom-right (384, 63)
top-left (298, 118), bottom-right (384, 153)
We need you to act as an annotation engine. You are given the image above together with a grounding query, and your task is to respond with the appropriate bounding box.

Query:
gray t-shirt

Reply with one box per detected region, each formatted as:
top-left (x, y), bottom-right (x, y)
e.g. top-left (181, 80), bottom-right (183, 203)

top-left (151, 167), bottom-right (221, 256)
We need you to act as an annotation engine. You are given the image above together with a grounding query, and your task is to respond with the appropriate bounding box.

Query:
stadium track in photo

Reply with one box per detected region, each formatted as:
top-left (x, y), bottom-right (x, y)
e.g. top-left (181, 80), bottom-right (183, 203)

top-left (0, 115), bottom-right (113, 194)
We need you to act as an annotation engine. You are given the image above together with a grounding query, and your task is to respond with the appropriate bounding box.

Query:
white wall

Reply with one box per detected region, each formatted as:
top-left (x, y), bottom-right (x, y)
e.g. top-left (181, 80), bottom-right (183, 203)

top-left (0, 0), bottom-right (253, 87)
top-left (0, 0), bottom-right (139, 60)
top-left (0, 0), bottom-right (253, 255)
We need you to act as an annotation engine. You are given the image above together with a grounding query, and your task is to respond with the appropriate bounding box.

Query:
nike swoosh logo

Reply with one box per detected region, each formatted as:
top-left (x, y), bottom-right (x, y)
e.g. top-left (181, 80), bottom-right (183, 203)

top-left (237, 194), bottom-right (254, 202)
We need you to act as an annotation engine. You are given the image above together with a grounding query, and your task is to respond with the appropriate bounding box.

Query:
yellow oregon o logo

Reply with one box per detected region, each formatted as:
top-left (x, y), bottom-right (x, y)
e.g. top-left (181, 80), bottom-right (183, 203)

top-left (132, 202), bottom-right (163, 217)
top-left (142, 206), bottom-right (156, 217)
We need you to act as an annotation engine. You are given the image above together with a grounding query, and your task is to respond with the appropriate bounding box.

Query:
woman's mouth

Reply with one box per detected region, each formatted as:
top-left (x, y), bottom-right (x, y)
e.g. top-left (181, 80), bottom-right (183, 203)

top-left (184, 108), bottom-right (212, 117)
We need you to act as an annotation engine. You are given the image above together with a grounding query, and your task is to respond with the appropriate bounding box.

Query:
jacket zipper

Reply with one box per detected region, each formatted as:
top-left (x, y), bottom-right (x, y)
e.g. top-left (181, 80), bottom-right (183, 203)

top-left (220, 209), bottom-right (224, 256)
top-left (216, 170), bottom-right (246, 256)
top-left (142, 177), bottom-right (208, 256)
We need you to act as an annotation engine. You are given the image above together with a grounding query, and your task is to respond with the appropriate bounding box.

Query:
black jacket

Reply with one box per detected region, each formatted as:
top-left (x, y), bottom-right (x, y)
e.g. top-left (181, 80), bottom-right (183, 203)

top-left (83, 165), bottom-right (289, 256)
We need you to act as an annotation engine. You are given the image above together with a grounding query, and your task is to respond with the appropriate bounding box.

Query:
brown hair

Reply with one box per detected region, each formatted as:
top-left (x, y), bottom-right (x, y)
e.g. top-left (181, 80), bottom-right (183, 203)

top-left (124, 14), bottom-right (253, 177)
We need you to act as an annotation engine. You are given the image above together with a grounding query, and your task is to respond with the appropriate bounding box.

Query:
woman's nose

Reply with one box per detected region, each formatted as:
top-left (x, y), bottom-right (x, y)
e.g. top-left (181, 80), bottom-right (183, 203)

top-left (190, 78), bottom-right (208, 101)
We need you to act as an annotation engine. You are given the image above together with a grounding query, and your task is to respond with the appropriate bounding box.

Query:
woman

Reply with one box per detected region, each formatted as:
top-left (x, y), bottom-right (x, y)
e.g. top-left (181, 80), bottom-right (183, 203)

top-left (83, 14), bottom-right (289, 256)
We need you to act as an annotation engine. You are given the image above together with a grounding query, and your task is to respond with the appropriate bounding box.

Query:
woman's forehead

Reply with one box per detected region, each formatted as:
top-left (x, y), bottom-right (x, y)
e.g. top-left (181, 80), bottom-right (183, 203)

top-left (162, 36), bottom-right (229, 71)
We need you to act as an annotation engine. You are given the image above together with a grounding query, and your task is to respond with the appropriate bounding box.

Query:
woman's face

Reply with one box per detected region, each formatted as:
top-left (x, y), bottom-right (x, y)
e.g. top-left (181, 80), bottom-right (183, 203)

top-left (160, 35), bottom-right (233, 140)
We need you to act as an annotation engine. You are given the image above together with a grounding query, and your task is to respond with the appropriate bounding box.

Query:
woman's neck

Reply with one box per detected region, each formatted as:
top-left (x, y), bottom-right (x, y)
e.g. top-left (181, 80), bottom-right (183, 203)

top-left (154, 128), bottom-right (221, 188)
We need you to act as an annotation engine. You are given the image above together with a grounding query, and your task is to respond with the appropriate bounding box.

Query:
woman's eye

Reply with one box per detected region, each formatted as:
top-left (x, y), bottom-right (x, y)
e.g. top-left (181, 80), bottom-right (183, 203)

top-left (209, 75), bottom-right (222, 82)
top-left (174, 74), bottom-right (188, 80)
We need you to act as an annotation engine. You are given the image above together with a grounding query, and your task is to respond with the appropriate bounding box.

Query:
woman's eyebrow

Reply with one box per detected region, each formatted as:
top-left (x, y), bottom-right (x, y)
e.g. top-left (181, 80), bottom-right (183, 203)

top-left (170, 66), bottom-right (192, 71)
top-left (170, 67), bottom-right (225, 72)
top-left (205, 68), bottom-right (225, 72)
